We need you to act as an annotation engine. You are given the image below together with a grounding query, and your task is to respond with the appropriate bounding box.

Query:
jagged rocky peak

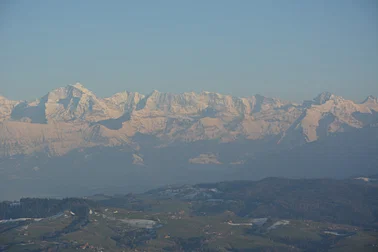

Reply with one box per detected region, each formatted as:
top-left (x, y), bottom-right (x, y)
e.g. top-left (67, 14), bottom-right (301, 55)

top-left (69, 82), bottom-right (94, 95)
top-left (312, 92), bottom-right (340, 105)
top-left (0, 95), bottom-right (17, 104)
top-left (362, 95), bottom-right (378, 104)
top-left (0, 95), bottom-right (20, 121)
top-left (253, 94), bottom-right (281, 105)
top-left (71, 82), bottom-right (87, 89)
top-left (107, 91), bottom-right (130, 101)
top-left (136, 90), bottom-right (200, 113)
top-left (46, 83), bottom-right (95, 100)
top-left (136, 90), bottom-right (249, 116)
top-left (134, 90), bottom-right (290, 116)
top-left (44, 83), bottom-right (98, 109)
top-left (107, 90), bottom-right (145, 102)
top-left (0, 94), bottom-right (21, 102)
top-left (105, 91), bottom-right (145, 112)
top-left (248, 94), bottom-right (287, 113)
top-left (40, 83), bottom-right (118, 122)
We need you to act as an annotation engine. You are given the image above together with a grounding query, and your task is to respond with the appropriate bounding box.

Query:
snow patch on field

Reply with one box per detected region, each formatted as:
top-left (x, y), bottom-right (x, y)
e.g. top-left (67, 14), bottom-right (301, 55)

top-left (267, 220), bottom-right (290, 230)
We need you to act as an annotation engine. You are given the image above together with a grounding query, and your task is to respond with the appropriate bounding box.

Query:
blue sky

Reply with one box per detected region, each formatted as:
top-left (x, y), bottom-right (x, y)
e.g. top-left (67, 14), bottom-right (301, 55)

top-left (0, 0), bottom-right (377, 102)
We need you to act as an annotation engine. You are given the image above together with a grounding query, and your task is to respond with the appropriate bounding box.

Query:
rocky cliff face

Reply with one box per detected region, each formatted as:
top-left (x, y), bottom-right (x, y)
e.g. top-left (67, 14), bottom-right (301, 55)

top-left (10, 83), bottom-right (123, 123)
top-left (0, 84), bottom-right (377, 157)
top-left (278, 92), bottom-right (378, 145)
top-left (0, 95), bottom-right (19, 122)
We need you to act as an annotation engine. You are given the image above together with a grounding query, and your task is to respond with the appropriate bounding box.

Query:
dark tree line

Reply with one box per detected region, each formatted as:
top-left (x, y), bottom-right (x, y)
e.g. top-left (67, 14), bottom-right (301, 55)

top-left (193, 178), bottom-right (378, 227)
top-left (0, 198), bottom-right (97, 219)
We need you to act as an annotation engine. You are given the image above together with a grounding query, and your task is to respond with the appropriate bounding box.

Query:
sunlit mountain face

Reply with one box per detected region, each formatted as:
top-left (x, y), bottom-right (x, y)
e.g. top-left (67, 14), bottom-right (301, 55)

top-left (1, 83), bottom-right (377, 158)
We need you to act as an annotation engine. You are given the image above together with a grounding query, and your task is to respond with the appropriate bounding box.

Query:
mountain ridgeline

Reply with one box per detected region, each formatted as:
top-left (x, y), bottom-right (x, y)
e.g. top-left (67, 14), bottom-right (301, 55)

top-left (0, 83), bottom-right (377, 158)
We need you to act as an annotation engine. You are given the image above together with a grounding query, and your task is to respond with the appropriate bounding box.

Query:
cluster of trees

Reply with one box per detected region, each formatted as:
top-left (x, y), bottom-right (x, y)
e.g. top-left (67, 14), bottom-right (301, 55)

top-left (262, 233), bottom-right (348, 252)
top-left (194, 178), bottom-right (378, 227)
top-left (42, 204), bottom-right (91, 240)
top-left (0, 198), bottom-right (96, 219)
top-left (111, 229), bottom-right (157, 249)
top-left (167, 237), bottom-right (207, 252)
top-left (96, 193), bottom-right (155, 212)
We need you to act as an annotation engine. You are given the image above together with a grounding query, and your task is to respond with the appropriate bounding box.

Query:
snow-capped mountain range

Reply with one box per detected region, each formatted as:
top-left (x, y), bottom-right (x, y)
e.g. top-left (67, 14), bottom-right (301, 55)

top-left (0, 83), bottom-right (377, 157)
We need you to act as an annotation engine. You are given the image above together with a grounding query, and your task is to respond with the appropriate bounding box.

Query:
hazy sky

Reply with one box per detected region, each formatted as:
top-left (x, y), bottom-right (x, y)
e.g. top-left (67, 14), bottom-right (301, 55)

top-left (0, 0), bottom-right (377, 102)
